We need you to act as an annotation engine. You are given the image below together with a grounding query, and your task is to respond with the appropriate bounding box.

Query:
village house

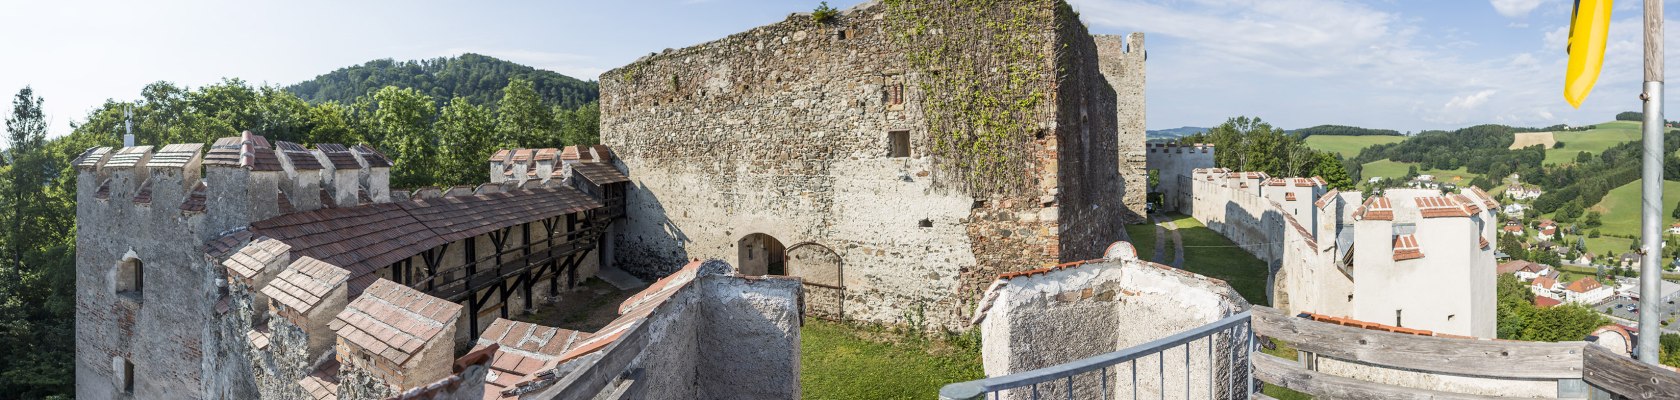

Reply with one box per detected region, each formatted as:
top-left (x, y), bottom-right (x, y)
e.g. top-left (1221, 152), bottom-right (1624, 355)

top-left (1537, 220), bottom-right (1558, 241)
top-left (1503, 203), bottom-right (1528, 217)
top-left (1565, 277), bottom-right (1614, 305)
top-left (1497, 260), bottom-right (1550, 281)
top-left (1502, 223), bottom-right (1525, 236)
top-left (1533, 275), bottom-right (1563, 300)
top-left (1506, 184), bottom-right (1543, 201)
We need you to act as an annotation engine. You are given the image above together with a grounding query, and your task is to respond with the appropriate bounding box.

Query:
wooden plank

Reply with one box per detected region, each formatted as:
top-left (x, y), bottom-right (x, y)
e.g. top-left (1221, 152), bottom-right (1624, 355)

top-left (1253, 353), bottom-right (1506, 400)
top-left (1581, 344), bottom-right (1680, 399)
top-left (1252, 306), bottom-right (1584, 379)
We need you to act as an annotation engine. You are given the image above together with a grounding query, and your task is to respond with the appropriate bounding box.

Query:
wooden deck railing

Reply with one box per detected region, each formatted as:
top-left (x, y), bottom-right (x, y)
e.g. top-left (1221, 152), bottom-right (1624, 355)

top-left (1251, 306), bottom-right (1680, 399)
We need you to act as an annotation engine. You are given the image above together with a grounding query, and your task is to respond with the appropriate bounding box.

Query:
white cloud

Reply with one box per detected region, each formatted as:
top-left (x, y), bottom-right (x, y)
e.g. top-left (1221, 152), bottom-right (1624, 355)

top-left (1446, 89), bottom-right (1498, 110)
top-left (1491, 0), bottom-right (1547, 18)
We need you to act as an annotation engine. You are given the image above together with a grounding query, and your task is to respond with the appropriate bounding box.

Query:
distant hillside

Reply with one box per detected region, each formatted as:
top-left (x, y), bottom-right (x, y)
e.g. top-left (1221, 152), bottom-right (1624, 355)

top-left (1147, 126), bottom-right (1207, 139)
top-left (1289, 124), bottom-right (1401, 138)
top-left (286, 53), bottom-right (599, 109)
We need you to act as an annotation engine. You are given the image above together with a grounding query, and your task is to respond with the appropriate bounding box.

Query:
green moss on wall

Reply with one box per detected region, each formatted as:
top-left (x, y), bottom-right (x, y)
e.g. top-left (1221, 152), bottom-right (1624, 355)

top-left (884, 0), bottom-right (1054, 197)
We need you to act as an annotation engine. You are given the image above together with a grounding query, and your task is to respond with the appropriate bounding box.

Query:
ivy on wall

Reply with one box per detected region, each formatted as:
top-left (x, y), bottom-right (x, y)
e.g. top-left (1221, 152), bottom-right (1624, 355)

top-left (883, 0), bottom-right (1053, 198)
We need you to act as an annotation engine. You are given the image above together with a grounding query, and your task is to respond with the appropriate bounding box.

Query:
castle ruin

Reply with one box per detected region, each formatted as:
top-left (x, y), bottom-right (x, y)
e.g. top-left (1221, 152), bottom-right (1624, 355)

top-left (597, 0), bottom-right (1148, 329)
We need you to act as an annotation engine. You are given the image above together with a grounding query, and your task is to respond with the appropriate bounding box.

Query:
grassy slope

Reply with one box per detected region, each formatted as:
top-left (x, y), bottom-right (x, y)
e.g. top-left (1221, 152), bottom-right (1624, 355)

top-left (1125, 223), bottom-right (1158, 262)
top-left (801, 320), bottom-right (983, 399)
top-left (1586, 179), bottom-right (1680, 236)
top-left (1360, 159), bottom-right (1481, 184)
top-left (1167, 214), bottom-right (1272, 307)
top-left (1302, 135), bottom-right (1405, 158)
top-left (1544, 121), bottom-right (1641, 165)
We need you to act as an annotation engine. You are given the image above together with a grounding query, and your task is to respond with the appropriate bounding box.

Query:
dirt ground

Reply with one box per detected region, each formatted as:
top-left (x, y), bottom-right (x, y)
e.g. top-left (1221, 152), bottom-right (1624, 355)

top-left (1510, 131), bottom-right (1556, 149)
top-left (517, 278), bottom-right (636, 333)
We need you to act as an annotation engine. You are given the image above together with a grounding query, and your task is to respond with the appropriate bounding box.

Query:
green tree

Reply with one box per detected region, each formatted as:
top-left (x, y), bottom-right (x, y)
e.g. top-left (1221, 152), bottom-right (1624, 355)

top-left (1496, 274), bottom-right (1534, 339)
top-left (1661, 333), bottom-right (1680, 368)
top-left (556, 101), bottom-right (600, 146)
top-left (495, 78), bottom-right (555, 148)
top-left (1556, 200), bottom-right (1584, 222)
top-left (1583, 211), bottom-right (1603, 228)
top-left (434, 98), bottom-right (497, 186)
top-left (0, 86), bottom-right (76, 397)
top-left (1519, 304), bottom-right (1609, 342)
top-left (368, 86), bottom-right (438, 188)
top-left (1309, 152), bottom-right (1354, 189)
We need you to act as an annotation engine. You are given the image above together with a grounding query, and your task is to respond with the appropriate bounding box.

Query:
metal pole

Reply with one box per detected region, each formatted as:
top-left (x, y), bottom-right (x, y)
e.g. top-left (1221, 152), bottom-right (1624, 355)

top-left (1638, 0), bottom-right (1664, 366)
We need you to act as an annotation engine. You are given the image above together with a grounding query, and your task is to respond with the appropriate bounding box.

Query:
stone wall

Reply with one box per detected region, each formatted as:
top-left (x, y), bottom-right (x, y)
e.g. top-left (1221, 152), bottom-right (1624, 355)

top-left (975, 247), bottom-right (1250, 400)
top-left (1145, 144), bottom-right (1215, 212)
top-left (531, 261), bottom-right (803, 400)
top-left (1096, 33), bottom-right (1148, 223)
top-left (598, 0), bottom-right (1139, 330)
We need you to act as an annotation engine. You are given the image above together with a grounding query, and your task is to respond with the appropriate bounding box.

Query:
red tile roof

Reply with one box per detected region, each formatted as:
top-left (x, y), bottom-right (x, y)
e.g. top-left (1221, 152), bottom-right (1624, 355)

top-left (572, 162), bottom-right (631, 185)
top-left (276, 141), bottom-right (324, 171)
top-left (132, 179), bottom-right (152, 204)
top-left (1299, 312), bottom-right (1434, 336)
top-left (1567, 277), bottom-right (1604, 294)
top-left (352, 144), bottom-right (393, 168)
top-left (1416, 196), bottom-right (1472, 218)
top-left (1356, 196), bottom-right (1393, 221)
top-left (533, 148), bottom-right (558, 162)
top-left (1284, 192), bottom-right (1297, 201)
top-left (1297, 177), bottom-right (1328, 187)
top-left (331, 279), bottom-right (463, 367)
top-left (1534, 296), bottom-right (1562, 308)
top-left (1467, 186), bottom-right (1499, 209)
top-left (1314, 189), bottom-right (1340, 209)
top-left (317, 144), bottom-right (362, 170)
top-left (1392, 234), bottom-right (1423, 261)
top-left (261, 256), bottom-right (350, 315)
top-left (223, 237), bottom-right (290, 281)
top-left (180, 181), bottom-right (208, 212)
top-left (1534, 276), bottom-right (1558, 290)
top-left (248, 186), bottom-right (602, 295)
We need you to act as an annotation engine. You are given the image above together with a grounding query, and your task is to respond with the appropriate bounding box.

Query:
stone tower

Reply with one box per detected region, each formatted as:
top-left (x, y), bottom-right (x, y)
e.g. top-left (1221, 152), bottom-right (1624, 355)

top-left (1096, 33), bottom-right (1149, 223)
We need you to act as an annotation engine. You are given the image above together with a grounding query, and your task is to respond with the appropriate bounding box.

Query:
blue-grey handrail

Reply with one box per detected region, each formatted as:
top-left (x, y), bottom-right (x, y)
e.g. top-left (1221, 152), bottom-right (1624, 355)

top-left (938, 310), bottom-right (1253, 400)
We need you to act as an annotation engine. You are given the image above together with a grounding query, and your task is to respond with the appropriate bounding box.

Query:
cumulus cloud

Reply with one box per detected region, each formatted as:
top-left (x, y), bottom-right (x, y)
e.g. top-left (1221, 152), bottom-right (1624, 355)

top-left (1069, 0), bottom-right (1680, 130)
top-left (1446, 90), bottom-right (1498, 110)
top-left (1490, 0), bottom-right (1547, 18)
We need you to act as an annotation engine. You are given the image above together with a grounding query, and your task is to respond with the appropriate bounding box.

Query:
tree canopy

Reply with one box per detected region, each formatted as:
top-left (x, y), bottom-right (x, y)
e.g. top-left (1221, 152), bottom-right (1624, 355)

top-left (286, 53), bottom-right (599, 110)
top-left (1180, 116), bottom-right (1355, 190)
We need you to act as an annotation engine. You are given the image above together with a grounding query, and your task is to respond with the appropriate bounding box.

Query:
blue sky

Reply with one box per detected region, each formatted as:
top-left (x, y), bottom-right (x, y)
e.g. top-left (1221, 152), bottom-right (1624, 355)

top-left (1, 0), bottom-right (1678, 136)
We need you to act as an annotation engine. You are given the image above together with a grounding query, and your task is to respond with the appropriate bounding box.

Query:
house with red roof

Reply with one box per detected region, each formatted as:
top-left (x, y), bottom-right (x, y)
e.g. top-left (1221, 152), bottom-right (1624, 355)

top-left (1565, 277), bottom-right (1613, 305)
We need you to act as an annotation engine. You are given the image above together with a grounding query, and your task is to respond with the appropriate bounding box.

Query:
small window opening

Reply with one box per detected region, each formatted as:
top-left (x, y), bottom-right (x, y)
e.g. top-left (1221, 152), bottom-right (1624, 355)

top-left (918, 219), bottom-right (933, 228)
top-left (886, 83), bottom-right (905, 106)
top-left (1395, 310), bottom-right (1403, 327)
top-left (1447, 314), bottom-right (1456, 321)
top-left (889, 130), bottom-right (910, 158)
top-left (836, 29), bottom-right (850, 40)
top-left (118, 258), bottom-right (144, 298)
top-left (120, 358), bottom-right (135, 394)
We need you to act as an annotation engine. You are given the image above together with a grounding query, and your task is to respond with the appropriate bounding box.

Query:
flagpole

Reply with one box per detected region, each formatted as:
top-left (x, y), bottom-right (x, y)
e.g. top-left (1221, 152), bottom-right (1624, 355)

top-left (1637, 0), bottom-right (1663, 366)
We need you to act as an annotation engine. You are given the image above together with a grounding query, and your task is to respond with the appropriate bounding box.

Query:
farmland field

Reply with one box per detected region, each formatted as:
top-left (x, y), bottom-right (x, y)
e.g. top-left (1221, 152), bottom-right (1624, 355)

top-left (1543, 121), bottom-right (1641, 165)
top-left (1584, 179), bottom-right (1680, 239)
top-left (1510, 131), bottom-right (1556, 149)
top-left (1303, 135), bottom-right (1405, 158)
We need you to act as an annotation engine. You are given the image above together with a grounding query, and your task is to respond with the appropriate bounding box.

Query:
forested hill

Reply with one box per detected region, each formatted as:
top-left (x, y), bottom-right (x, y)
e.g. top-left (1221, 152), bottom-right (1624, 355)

top-left (285, 53), bottom-right (599, 108)
top-left (1289, 124), bottom-right (1401, 138)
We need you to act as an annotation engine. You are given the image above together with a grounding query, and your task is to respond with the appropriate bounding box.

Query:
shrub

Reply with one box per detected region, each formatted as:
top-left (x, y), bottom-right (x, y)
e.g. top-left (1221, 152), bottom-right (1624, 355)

top-left (811, 1), bottom-right (838, 23)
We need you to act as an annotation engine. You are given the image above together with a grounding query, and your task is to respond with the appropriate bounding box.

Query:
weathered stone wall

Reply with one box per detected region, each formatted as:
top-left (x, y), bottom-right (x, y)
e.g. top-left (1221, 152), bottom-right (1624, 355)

top-left (599, 0), bottom-right (1138, 329)
top-left (1145, 144), bottom-right (1215, 212)
top-left (75, 151), bottom-right (252, 399)
top-left (540, 260), bottom-right (803, 400)
top-left (1096, 33), bottom-right (1148, 223)
top-left (1052, 4), bottom-right (1128, 262)
top-left (977, 250), bottom-right (1250, 400)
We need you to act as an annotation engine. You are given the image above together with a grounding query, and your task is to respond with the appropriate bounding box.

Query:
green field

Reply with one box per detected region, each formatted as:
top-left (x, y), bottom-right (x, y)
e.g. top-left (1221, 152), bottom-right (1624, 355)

top-left (1359, 160), bottom-right (1483, 184)
top-left (1585, 179), bottom-right (1680, 238)
top-left (1544, 121), bottom-right (1642, 165)
top-left (801, 320), bottom-right (983, 399)
top-left (1581, 236), bottom-right (1635, 261)
top-left (1167, 214), bottom-right (1272, 306)
top-left (1303, 135), bottom-right (1406, 158)
top-left (1125, 223), bottom-right (1158, 262)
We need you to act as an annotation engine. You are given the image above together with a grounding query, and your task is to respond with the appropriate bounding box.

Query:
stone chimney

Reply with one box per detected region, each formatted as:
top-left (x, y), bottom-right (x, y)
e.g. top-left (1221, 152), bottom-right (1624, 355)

top-left (351, 144), bottom-right (393, 203)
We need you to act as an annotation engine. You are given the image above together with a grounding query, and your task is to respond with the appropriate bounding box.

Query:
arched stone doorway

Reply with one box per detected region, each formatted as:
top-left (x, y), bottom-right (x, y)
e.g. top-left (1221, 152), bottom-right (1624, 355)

top-left (737, 233), bottom-right (786, 276)
top-left (787, 242), bottom-right (845, 319)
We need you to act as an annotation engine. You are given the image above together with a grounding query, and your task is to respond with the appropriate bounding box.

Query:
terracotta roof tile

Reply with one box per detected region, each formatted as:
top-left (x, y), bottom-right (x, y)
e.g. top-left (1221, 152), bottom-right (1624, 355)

top-left (511, 149), bottom-right (533, 163)
top-left (572, 162), bottom-right (631, 185)
top-left (276, 141), bottom-right (325, 171)
top-left (223, 237), bottom-right (291, 281)
top-left (315, 144), bottom-right (362, 170)
top-left (94, 179), bottom-right (112, 200)
top-left (1468, 186), bottom-right (1500, 209)
top-left (1535, 296), bottom-right (1562, 308)
top-left (205, 230), bottom-right (254, 259)
top-left (132, 179), bottom-right (153, 205)
top-left (489, 149), bottom-right (512, 163)
top-left (352, 144), bottom-right (393, 168)
top-left (149, 143), bottom-right (202, 169)
top-left (1285, 192), bottom-right (1297, 201)
top-left (1567, 277), bottom-right (1603, 293)
top-left (260, 256), bottom-right (350, 315)
top-left (589, 145), bottom-right (613, 161)
top-left (1415, 196), bottom-right (1473, 218)
top-left (204, 137), bottom-right (244, 166)
top-left (1314, 189), bottom-right (1340, 209)
top-left (180, 181), bottom-right (208, 212)
top-left (104, 146), bottom-right (153, 168)
top-left (534, 148), bottom-right (557, 161)
top-left (1534, 276), bottom-right (1558, 290)
top-left (1392, 234), bottom-right (1423, 261)
top-left (330, 279), bottom-right (462, 367)
top-left (74, 147), bottom-right (113, 169)
top-left (1356, 196), bottom-right (1393, 221)
top-left (1297, 177), bottom-right (1327, 187)
top-left (1300, 312), bottom-right (1435, 336)
top-left (249, 187), bottom-right (600, 296)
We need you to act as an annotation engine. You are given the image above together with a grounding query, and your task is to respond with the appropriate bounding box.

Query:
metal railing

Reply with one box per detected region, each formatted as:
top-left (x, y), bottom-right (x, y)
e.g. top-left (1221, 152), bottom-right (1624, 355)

top-left (938, 311), bottom-right (1254, 400)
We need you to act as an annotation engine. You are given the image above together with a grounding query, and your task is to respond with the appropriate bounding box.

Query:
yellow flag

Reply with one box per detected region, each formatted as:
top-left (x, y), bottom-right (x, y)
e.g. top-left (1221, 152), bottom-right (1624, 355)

top-left (1565, 0), bottom-right (1614, 108)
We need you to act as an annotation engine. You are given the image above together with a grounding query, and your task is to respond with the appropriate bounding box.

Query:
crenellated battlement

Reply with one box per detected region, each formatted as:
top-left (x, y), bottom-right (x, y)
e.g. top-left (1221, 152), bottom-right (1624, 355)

top-left (74, 132), bottom-right (398, 223)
